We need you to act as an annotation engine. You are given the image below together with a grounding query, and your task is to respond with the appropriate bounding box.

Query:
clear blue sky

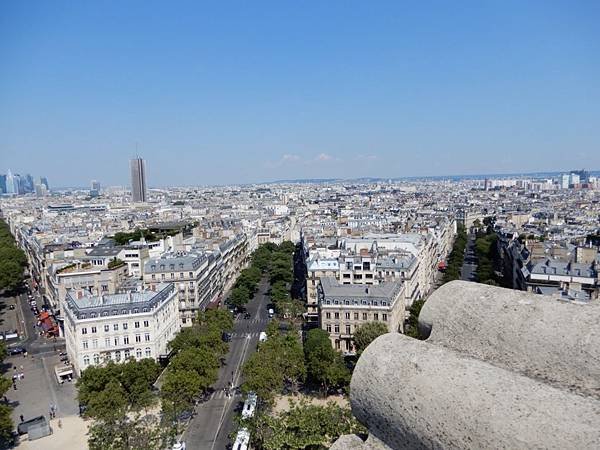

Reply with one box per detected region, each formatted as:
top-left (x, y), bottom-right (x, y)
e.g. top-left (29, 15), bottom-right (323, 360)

top-left (1, 1), bottom-right (599, 187)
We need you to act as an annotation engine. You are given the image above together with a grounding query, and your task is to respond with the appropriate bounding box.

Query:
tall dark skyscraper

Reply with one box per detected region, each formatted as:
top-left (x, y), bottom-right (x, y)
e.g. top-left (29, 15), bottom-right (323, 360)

top-left (130, 157), bottom-right (147, 202)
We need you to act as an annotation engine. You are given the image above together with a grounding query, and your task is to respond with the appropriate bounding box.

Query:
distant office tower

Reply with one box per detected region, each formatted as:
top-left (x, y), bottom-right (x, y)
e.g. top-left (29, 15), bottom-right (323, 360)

top-left (569, 173), bottom-right (580, 186)
top-left (90, 180), bottom-right (101, 197)
top-left (561, 174), bottom-right (569, 189)
top-left (0, 174), bottom-right (6, 194)
top-left (40, 177), bottom-right (50, 191)
top-left (130, 157), bottom-right (147, 202)
top-left (5, 170), bottom-right (16, 194)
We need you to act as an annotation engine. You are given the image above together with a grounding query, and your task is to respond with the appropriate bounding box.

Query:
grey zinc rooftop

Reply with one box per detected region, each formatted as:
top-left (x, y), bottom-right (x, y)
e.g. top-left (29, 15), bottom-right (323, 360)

top-left (319, 276), bottom-right (403, 303)
top-left (144, 251), bottom-right (207, 273)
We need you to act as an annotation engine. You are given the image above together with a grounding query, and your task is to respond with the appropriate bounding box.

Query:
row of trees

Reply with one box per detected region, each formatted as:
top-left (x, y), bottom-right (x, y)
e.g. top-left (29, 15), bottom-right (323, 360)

top-left (441, 223), bottom-right (468, 283)
top-left (229, 242), bottom-right (305, 321)
top-left (161, 309), bottom-right (233, 435)
top-left (474, 231), bottom-right (500, 285)
top-left (242, 325), bottom-right (350, 406)
top-left (0, 219), bottom-right (27, 293)
top-left (246, 400), bottom-right (365, 450)
top-left (0, 343), bottom-right (14, 447)
top-left (76, 309), bottom-right (234, 449)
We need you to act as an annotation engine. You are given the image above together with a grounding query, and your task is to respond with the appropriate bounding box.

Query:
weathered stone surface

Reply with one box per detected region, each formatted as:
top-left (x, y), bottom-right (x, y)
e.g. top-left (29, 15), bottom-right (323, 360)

top-left (330, 434), bottom-right (391, 450)
top-left (350, 333), bottom-right (600, 450)
top-left (419, 280), bottom-right (600, 398)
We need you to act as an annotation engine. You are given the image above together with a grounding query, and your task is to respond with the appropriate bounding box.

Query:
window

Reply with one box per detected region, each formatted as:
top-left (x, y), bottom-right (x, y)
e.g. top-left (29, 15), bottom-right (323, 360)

top-left (123, 336), bottom-right (129, 345)
top-left (83, 355), bottom-right (90, 366)
top-left (135, 335), bottom-right (141, 343)
top-left (113, 324), bottom-right (119, 331)
top-left (354, 313), bottom-right (359, 320)
top-left (346, 325), bottom-right (351, 335)
top-left (326, 312), bottom-right (331, 319)
top-left (82, 341), bottom-right (88, 350)
top-left (143, 320), bottom-right (149, 327)
top-left (171, 273), bottom-right (175, 279)
top-left (92, 339), bottom-right (98, 349)
top-left (180, 273), bottom-right (184, 279)
top-left (135, 321), bottom-right (140, 328)
top-left (136, 348), bottom-right (142, 359)
top-left (145, 347), bottom-right (151, 357)
top-left (124, 349), bottom-right (130, 359)
top-left (182, 317), bottom-right (187, 324)
top-left (151, 274), bottom-right (156, 280)
top-left (115, 351), bottom-right (121, 362)
top-left (81, 328), bottom-right (87, 335)
top-left (123, 323), bottom-right (128, 330)
top-left (188, 272), bottom-right (193, 277)
top-left (334, 325), bottom-right (340, 333)
top-left (382, 313), bottom-right (388, 321)
top-left (326, 324), bottom-right (332, 332)
top-left (345, 312), bottom-right (350, 320)
top-left (334, 312), bottom-right (339, 319)
top-left (91, 326), bottom-right (97, 333)
top-left (343, 273), bottom-right (351, 279)
top-left (145, 333), bottom-right (150, 342)
top-left (114, 337), bottom-right (119, 346)
top-left (382, 301), bottom-right (387, 306)
top-left (362, 313), bottom-right (368, 320)
top-left (104, 325), bottom-right (109, 332)
top-left (105, 338), bottom-right (110, 347)
top-left (93, 354), bottom-right (100, 364)
top-left (374, 313), bottom-right (379, 321)
top-left (161, 274), bottom-right (165, 280)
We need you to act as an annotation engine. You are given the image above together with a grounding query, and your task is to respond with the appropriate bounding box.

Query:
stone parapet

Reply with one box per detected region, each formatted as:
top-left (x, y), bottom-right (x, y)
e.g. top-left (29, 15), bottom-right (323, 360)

top-left (332, 281), bottom-right (600, 449)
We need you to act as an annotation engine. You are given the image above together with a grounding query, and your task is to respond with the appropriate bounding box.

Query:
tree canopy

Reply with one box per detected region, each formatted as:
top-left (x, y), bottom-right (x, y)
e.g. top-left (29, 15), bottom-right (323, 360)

top-left (304, 329), bottom-right (350, 392)
top-left (247, 400), bottom-right (365, 450)
top-left (0, 219), bottom-right (27, 293)
top-left (353, 322), bottom-right (389, 355)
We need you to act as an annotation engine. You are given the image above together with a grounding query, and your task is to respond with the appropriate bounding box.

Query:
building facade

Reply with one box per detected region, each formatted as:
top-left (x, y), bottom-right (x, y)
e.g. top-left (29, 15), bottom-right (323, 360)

top-left (130, 157), bottom-right (147, 202)
top-left (63, 283), bottom-right (180, 375)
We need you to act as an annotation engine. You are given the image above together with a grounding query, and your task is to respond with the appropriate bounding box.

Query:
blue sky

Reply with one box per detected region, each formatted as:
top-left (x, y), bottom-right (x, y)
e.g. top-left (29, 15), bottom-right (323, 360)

top-left (1, 1), bottom-right (599, 187)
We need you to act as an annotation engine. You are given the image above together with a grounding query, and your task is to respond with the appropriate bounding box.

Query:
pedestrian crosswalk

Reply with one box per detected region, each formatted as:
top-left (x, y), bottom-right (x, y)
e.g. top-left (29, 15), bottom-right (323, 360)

top-left (210, 388), bottom-right (242, 400)
top-left (230, 331), bottom-right (261, 339)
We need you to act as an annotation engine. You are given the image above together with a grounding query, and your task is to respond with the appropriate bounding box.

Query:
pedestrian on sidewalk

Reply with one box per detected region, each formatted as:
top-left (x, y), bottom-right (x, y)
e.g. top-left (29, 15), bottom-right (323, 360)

top-left (19, 415), bottom-right (24, 423)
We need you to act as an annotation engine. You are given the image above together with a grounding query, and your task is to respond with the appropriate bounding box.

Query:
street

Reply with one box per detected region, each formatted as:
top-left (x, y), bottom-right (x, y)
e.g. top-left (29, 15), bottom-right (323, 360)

top-left (1, 285), bottom-right (84, 449)
top-left (182, 278), bottom-right (271, 450)
top-left (461, 233), bottom-right (478, 281)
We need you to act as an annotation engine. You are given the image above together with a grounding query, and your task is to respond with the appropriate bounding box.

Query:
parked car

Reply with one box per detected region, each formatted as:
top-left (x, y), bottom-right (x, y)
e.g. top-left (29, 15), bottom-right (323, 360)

top-left (268, 308), bottom-right (274, 318)
top-left (17, 416), bottom-right (46, 435)
top-left (8, 347), bottom-right (26, 356)
top-left (259, 332), bottom-right (267, 342)
top-left (222, 332), bottom-right (232, 343)
top-left (243, 312), bottom-right (251, 320)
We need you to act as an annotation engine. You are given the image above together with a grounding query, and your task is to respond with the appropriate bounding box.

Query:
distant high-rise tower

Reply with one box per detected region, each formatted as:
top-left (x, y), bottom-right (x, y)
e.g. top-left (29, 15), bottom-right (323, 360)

top-left (90, 180), bottom-right (101, 197)
top-left (130, 157), bottom-right (147, 202)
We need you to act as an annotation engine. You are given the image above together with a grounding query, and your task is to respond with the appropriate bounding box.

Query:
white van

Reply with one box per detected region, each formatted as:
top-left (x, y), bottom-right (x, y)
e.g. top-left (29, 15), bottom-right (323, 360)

top-left (241, 391), bottom-right (257, 419)
top-left (232, 428), bottom-right (250, 450)
top-left (259, 332), bottom-right (267, 342)
top-left (268, 308), bottom-right (274, 318)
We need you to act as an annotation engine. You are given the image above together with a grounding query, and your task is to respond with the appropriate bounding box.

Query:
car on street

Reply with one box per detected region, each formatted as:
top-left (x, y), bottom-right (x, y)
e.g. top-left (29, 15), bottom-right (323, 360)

top-left (8, 347), bottom-right (26, 356)
top-left (259, 332), bottom-right (267, 342)
top-left (243, 312), bottom-right (251, 320)
top-left (222, 332), bottom-right (232, 342)
top-left (17, 416), bottom-right (46, 435)
top-left (268, 308), bottom-right (274, 318)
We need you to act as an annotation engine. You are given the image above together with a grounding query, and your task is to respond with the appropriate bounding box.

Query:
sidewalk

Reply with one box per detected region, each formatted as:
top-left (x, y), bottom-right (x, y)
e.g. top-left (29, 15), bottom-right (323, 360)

top-left (16, 416), bottom-right (89, 450)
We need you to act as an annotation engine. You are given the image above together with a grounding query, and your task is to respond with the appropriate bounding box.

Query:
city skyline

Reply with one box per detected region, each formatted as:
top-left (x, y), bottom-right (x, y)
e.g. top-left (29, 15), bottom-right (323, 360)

top-left (1, 1), bottom-right (599, 186)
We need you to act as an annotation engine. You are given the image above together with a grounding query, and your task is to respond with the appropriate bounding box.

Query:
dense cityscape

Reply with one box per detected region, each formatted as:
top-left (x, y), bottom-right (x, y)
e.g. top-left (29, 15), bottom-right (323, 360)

top-left (2, 1), bottom-right (599, 449)
top-left (0, 158), bottom-right (599, 448)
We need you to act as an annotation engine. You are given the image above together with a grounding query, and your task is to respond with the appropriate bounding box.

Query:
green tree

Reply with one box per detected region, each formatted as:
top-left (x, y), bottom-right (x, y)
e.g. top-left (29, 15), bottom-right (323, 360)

top-left (304, 329), bottom-right (350, 392)
top-left (405, 299), bottom-right (426, 338)
top-left (161, 369), bottom-right (203, 434)
top-left (353, 322), bottom-right (389, 355)
top-left (248, 400), bottom-right (365, 450)
top-left (230, 285), bottom-right (250, 309)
